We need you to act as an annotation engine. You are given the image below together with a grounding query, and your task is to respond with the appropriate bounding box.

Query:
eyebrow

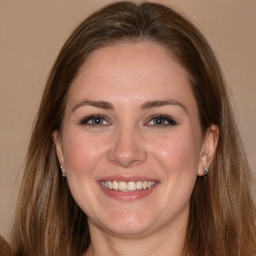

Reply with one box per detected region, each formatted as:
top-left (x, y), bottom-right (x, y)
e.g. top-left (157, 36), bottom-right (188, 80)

top-left (72, 99), bottom-right (187, 113)
top-left (72, 100), bottom-right (114, 112)
top-left (140, 100), bottom-right (188, 113)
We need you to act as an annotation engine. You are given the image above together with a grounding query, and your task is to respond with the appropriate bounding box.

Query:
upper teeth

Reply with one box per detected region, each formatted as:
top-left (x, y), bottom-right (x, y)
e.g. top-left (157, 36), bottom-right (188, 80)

top-left (101, 181), bottom-right (156, 191)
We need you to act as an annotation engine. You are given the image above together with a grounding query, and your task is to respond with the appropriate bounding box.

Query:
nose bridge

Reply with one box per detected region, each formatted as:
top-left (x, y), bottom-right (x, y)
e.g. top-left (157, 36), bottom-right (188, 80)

top-left (107, 121), bottom-right (147, 167)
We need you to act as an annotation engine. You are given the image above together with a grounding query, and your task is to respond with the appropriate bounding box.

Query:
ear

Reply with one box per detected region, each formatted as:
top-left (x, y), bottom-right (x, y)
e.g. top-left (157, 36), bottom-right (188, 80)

top-left (197, 124), bottom-right (219, 176)
top-left (52, 130), bottom-right (65, 174)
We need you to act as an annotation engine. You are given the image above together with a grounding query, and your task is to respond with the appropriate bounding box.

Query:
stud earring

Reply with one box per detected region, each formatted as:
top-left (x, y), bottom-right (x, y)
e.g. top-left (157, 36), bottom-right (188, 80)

top-left (203, 166), bottom-right (209, 177)
top-left (60, 166), bottom-right (66, 177)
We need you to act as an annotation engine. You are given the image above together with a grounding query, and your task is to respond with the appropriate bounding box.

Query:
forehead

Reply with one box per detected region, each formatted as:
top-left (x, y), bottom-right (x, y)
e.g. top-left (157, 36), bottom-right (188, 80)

top-left (67, 41), bottom-right (197, 113)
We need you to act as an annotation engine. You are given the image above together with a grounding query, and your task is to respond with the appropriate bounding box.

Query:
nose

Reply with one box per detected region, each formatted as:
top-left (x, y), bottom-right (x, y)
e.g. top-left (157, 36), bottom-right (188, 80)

top-left (107, 126), bottom-right (147, 168)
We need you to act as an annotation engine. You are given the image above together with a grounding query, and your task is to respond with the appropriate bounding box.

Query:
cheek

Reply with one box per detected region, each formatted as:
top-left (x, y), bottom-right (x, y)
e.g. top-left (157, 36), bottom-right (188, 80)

top-left (149, 128), bottom-right (201, 176)
top-left (61, 130), bottom-right (110, 214)
top-left (62, 130), bottom-right (107, 176)
top-left (150, 129), bottom-right (201, 212)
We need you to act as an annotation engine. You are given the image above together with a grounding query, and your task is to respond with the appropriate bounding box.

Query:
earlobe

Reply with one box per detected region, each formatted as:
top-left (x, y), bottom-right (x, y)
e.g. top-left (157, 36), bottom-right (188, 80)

top-left (198, 124), bottom-right (219, 176)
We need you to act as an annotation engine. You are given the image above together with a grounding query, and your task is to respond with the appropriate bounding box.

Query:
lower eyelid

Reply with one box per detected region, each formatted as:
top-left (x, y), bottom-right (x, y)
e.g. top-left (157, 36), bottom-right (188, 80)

top-left (79, 115), bottom-right (109, 125)
top-left (146, 115), bottom-right (177, 126)
top-left (79, 114), bottom-right (177, 127)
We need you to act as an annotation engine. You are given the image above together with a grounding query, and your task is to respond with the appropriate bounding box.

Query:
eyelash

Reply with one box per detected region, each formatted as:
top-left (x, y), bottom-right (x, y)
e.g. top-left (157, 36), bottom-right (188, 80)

top-left (79, 114), bottom-right (177, 127)
top-left (146, 114), bottom-right (177, 127)
top-left (80, 114), bottom-right (110, 126)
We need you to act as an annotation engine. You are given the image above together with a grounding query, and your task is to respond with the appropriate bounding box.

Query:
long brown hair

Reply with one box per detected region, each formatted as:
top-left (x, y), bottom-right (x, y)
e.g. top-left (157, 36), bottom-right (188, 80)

top-left (11, 1), bottom-right (256, 255)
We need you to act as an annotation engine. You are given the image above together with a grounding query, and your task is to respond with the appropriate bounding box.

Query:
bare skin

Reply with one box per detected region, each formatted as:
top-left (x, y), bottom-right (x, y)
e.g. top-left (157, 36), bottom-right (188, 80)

top-left (53, 42), bottom-right (218, 256)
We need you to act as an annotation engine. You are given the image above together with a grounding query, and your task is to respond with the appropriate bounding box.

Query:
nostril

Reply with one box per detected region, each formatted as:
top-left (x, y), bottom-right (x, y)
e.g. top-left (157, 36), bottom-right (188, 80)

top-left (107, 129), bottom-right (147, 167)
top-left (110, 158), bottom-right (143, 168)
top-left (107, 145), bottom-right (147, 167)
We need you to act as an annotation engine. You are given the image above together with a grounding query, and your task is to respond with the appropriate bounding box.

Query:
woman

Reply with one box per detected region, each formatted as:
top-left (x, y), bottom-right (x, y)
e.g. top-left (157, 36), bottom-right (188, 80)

top-left (11, 1), bottom-right (256, 255)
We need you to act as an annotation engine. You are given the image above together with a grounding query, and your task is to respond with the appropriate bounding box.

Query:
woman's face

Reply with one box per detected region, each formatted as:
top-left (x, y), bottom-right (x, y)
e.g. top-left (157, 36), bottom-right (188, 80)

top-left (54, 42), bottom-right (217, 238)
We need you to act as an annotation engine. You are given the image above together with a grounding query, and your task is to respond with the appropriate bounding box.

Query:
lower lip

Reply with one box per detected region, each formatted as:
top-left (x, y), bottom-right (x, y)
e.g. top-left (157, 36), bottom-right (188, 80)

top-left (98, 183), bottom-right (157, 201)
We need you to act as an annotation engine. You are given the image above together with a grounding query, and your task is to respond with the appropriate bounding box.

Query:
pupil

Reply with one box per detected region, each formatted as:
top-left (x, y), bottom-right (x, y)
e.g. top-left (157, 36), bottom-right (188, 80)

top-left (94, 118), bottom-right (101, 124)
top-left (156, 118), bottom-right (162, 124)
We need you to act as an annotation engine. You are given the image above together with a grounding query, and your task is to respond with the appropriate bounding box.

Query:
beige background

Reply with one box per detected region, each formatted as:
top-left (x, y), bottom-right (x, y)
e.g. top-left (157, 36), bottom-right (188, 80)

top-left (1, 0), bottom-right (255, 240)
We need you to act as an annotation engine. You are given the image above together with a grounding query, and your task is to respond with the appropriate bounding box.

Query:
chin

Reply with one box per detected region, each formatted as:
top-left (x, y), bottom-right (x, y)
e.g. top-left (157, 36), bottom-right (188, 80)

top-left (92, 209), bottom-right (158, 237)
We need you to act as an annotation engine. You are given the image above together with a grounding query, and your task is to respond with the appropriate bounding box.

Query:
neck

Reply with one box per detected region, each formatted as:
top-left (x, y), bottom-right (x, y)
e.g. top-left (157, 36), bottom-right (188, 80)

top-left (84, 216), bottom-right (188, 256)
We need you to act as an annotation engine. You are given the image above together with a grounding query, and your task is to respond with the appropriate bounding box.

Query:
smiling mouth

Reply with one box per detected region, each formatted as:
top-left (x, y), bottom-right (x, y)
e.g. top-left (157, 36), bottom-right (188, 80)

top-left (100, 180), bottom-right (156, 192)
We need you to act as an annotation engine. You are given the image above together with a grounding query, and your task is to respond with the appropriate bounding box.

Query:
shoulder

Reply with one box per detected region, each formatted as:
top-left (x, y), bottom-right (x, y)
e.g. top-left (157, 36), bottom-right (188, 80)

top-left (0, 234), bottom-right (13, 256)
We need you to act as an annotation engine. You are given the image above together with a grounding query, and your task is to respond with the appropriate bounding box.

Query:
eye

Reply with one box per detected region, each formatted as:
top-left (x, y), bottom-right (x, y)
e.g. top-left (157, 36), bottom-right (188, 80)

top-left (80, 114), bottom-right (110, 126)
top-left (146, 114), bottom-right (177, 127)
